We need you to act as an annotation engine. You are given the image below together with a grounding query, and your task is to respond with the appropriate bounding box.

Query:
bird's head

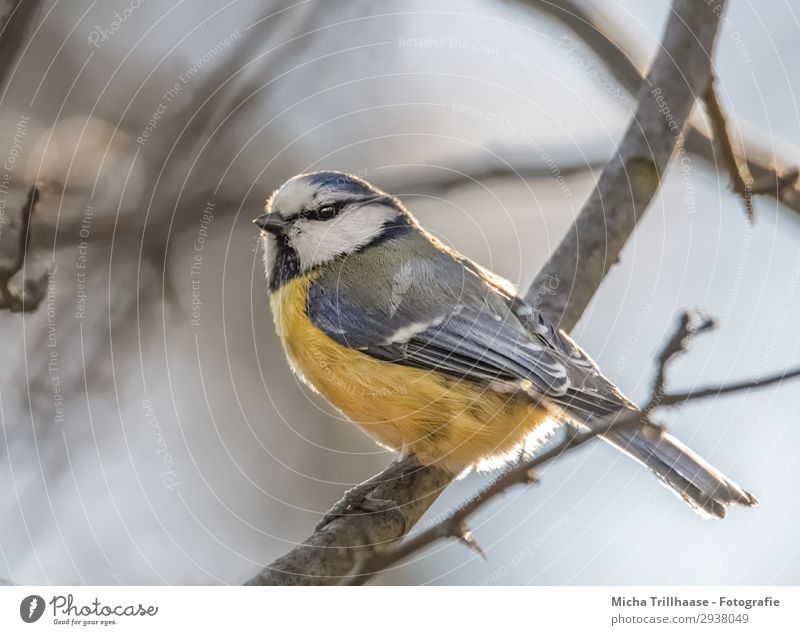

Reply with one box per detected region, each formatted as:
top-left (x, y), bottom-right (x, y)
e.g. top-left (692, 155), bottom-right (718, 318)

top-left (255, 171), bottom-right (412, 290)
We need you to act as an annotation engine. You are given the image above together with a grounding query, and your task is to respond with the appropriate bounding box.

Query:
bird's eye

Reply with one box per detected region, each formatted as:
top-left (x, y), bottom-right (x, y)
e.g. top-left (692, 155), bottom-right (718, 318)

top-left (316, 205), bottom-right (337, 220)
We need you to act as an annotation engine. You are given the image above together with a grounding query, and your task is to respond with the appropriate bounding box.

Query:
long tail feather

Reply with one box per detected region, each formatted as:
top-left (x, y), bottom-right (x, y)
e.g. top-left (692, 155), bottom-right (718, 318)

top-left (602, 425), bottom-right (757, 518)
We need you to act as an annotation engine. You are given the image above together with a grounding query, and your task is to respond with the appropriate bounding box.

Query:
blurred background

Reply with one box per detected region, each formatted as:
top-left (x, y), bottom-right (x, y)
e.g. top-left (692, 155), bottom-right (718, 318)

top-left (0, 0), bottom-right (799, 585)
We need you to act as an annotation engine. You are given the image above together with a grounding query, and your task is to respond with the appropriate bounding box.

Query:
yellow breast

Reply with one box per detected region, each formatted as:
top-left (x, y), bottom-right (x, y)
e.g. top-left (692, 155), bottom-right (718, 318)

top-left (270, 275), bottom-right (552, 472)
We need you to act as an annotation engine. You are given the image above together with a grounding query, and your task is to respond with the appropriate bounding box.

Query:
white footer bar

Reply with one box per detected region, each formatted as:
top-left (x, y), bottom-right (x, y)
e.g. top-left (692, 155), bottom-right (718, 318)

top-left (1, 586), bottom-right (796, 633)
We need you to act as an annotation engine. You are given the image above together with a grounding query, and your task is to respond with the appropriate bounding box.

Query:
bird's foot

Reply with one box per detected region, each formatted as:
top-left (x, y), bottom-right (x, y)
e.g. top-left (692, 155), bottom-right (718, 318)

top-left (315, 486), bottom-right (405, 533)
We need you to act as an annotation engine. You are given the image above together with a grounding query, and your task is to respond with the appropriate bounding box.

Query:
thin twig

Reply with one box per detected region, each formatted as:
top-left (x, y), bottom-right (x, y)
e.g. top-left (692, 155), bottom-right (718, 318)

top-left (703, 77), bottom-right (755, 219)
top-left (647, 311), bottom-right (714, 413)
top-left (657, 366), bottom-right (800, 408)
top-left (0, 184), bottom-right (40, 311)
top-left (340, 313), bottom-right (800, 585)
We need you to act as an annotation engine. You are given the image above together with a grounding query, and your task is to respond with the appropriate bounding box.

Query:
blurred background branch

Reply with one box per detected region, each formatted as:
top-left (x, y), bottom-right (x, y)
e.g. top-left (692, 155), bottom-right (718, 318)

top-left (0, 184), bottom-right (43, 312)
top-left (0, 1), bottom-right (40, 90)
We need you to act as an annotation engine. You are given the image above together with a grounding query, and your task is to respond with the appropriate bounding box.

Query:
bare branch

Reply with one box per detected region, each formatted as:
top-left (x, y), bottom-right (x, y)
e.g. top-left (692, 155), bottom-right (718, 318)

top-left (702, 77), bottom-right (755, 219)
top-left (644, 309), bottom-right (800, 411)
top-left (383, 153), bottom-right (606, 197)
top-left (749, 166), bottom-right (800, 200)
top-left (341, 411), bottom-right (642, 585)
top-left (520, 0), bottom-right (800, 218)
top-left (656, 367), bottom-right (800, 409)
top-left (525, 0), bottom-right (644, 90)
top-left (647, 311), bottom-right (714, 413)
top-left (0, 0), bottom-right (40, 92)
top-left (339, 311), bottom-right (800, 584)
top-left (244, 458), bottom-right (452, 586)
top-left (246, 0), bottom-right (731, 585)
top-left (0, 184), bottom-right (42, 312)
top-left (525, 0), bottom-right (725, 330)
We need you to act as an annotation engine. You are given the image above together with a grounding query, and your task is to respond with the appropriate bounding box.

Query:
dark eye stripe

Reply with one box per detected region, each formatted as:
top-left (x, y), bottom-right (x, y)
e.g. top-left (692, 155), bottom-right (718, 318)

top-left (303, 202), bottom-right (342, 221)
top-left (314, 205), bottom-right (337, 220)
top-left (284, 195), bottom-right (393, 224)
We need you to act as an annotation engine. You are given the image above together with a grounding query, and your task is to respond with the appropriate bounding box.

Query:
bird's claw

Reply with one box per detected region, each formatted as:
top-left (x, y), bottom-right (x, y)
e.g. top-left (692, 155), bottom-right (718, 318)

top-left (315, 490), bottom-right (405, 533)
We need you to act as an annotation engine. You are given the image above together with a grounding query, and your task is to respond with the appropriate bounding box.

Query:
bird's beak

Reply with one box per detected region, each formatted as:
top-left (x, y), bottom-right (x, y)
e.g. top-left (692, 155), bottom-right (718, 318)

top-left (253, 213), bottom-right (287, 235)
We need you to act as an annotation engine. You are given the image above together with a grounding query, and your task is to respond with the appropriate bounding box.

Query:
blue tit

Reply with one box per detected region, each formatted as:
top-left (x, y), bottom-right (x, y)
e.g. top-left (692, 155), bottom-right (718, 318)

top-left (254, 171), bottom-right (756, 518)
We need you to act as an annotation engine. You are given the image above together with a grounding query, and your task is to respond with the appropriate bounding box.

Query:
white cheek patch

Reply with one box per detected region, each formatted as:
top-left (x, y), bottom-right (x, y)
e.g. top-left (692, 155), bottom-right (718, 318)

top-left (289, 204), bottom-right (398, 271)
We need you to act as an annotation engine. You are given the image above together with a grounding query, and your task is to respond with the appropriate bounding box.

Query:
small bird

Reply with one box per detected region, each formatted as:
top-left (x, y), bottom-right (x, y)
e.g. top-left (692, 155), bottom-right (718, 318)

top-left (255, 171), bottom-right (756, 518)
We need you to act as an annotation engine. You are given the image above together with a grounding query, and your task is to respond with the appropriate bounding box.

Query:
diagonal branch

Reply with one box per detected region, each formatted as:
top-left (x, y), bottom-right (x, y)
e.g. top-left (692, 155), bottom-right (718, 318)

top-left (525, 0), bottom-right (725, 330)
top-left (339, 415), bottom-right (634, 585)
top-left (245, 0), bottom-right (727, 586)
top-left (244, 457), bottom-right (452, 586)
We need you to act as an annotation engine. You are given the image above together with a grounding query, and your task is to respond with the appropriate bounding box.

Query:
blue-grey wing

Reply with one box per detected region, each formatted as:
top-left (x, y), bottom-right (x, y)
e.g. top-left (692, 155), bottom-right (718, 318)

top-left (310, 284), bottom-right (570, 397)
top-left (305, 239), bottom-right (623, 416)
top-left (507, 296), bottom-right (633, 412)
